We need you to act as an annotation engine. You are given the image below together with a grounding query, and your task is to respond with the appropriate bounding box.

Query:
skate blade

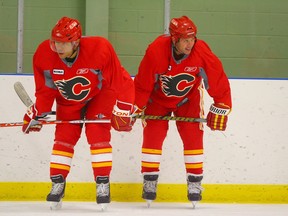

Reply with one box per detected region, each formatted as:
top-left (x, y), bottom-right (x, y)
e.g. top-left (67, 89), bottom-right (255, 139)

top-left (146, 200), bottom-right (153, 208)
top-left (49, 200), bottom-right (62, 210)
top-left (100, 203), bottom-right (108, 211)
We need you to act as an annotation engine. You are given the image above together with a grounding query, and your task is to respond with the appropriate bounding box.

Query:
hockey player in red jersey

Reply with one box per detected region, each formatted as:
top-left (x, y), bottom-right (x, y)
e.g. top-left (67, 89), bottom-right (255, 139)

top-left (133, 16), bottom-right (232, 207)
top-left (22, 16), bottom-right (135, 210)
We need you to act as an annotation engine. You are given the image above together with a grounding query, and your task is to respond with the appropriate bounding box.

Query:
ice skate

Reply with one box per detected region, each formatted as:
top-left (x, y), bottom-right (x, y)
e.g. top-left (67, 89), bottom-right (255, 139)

top-left (142, 174), bottom-right (158, 208)
top-left (96, 176), bottom-right (110, 211)
top-left (46, 175), bottom-right (66, 210)
top-left (187, 174), bottom-right (203, 209)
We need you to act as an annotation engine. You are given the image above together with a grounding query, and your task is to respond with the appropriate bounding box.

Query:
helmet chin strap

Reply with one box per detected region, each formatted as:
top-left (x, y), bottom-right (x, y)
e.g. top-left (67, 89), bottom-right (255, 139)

top-left (64, 45), bottom-right (79, 62)
top-left (172, 38), bottom-right (184, 54)
top-left (67, 46), bottom-right (78, 59)
top-left (173, 45), bottom-right (183, 55)
top-left (172, 43), bottom-right (185, 60)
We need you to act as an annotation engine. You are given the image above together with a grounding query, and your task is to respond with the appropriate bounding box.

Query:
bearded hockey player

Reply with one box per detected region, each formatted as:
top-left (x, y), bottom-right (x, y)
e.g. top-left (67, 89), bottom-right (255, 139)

top-left (133, 16), bottom-right (232, 207)
top-left (22, 16), bottom-right (135, 210)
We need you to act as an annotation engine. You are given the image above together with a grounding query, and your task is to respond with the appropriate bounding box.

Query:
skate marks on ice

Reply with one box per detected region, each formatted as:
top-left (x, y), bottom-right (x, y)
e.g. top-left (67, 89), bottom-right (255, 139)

top-left (48, 200), bottom-right (63, 210)
top-left (0, 202), bottom-right (288, 216)
top-left (145, 199), bottom-right (197, 209)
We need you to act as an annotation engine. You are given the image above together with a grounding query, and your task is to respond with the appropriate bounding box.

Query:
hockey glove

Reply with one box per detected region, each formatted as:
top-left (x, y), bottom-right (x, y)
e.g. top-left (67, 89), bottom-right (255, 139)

top-left (111, 100), bottom-right (135, 132)
top-left (131, 105), bottom-right (146, 127)
top-left (207, 103), bottom-right (231, 131)
top-left (22, 104), bottom-right (44, 134)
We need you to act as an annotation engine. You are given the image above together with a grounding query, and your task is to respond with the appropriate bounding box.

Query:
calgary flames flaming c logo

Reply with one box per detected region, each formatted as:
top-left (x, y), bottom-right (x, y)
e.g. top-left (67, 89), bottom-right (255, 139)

top-left (160, 73), bottom-right (195, 97)
top-left (54, 76), bottom-right (91, 101)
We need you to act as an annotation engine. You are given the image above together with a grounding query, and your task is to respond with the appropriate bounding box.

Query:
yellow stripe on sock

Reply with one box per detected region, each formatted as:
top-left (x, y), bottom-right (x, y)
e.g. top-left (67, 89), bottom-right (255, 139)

top-left (185, 163), bottom-right (203, 169)
top-left (142, 148), bottom-right (162, 154)
top-left (91, 148), bottom-right (112, 154)
top-left (50, 163), bottom-right (70, 171)
top-left (184, 149), bottom-right (203, 155)
top-left (92, 162), bottom-right (112, 168)
top-left (141, 162), bottom-right (160, 168)
top-left (52, 150), bottom-right (73, 158)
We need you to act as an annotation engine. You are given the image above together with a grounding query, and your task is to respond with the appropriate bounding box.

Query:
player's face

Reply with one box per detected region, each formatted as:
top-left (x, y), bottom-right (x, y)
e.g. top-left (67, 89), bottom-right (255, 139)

top-left (174, 37), bottom-right (196, 55)
top-left (54, 41), bottom-right (75, 59)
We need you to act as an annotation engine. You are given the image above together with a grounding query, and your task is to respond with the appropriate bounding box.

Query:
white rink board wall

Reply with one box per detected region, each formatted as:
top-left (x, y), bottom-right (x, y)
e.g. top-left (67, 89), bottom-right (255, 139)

top-left (0, 75), bottom-right (287, 185)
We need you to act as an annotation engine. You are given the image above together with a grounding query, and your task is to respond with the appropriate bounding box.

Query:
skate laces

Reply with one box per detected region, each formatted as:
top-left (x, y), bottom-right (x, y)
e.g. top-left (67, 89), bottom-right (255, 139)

top-left (143, 180), bottom-right (157, 193)
top-left (50, 182), bottom-right (65, 195)
top-left (97, 182), bottom-right (109, 197)
top-left (188, 182), bottom-right (203, 194)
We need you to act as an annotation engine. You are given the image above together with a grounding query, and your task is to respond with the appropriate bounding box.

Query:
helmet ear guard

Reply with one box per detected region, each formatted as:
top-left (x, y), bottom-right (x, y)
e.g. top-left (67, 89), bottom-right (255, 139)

top-left (169, 16), bottom-right (197, 42)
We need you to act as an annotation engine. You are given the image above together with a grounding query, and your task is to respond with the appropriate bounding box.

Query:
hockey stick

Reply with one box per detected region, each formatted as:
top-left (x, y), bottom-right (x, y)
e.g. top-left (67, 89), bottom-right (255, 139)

top-left (14, 81), bottom-right (33, 107)
top-left (0, 114), bottom-right (204, 127)
top-left (133, 114), bottom-right (206, 123)
top-left (0, 119), bottom-right (110, 128)
top-left (14, 81), bottom-right (206, 123)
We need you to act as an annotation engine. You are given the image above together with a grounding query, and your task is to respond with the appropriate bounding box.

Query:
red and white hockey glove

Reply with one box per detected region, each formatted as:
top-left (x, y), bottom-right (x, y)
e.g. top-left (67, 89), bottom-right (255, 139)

top-left (111, 100), bottom-right (135, 132)
top-left (22, 104), bottom-right (44, 134)
top-left (207, 103), bottom-right (231, 131)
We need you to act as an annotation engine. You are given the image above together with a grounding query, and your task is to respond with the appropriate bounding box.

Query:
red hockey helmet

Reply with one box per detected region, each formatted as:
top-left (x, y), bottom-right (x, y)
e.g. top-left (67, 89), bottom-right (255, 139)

top-left (169, 16), bottom-right (197, 41)
top-left (51, 16), bottom-right (82, 42)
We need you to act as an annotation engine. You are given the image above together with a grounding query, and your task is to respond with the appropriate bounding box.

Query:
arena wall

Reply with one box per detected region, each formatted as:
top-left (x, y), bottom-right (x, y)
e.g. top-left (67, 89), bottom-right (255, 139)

top-left (0, 75), bottom-right (287, 203)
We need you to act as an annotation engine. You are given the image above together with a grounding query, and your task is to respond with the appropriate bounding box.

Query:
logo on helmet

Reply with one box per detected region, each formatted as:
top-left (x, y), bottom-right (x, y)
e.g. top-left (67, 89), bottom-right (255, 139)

top-left (171, 19), bottom-right (178, 27)
top-left (69, 21), bottom-right (78, 29)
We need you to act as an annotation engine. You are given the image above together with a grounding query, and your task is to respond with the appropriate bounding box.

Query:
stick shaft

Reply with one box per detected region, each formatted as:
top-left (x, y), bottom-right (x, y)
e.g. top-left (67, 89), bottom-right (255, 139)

top-left (133, 114), bottom-right (206, 123)
top-left (0, 119), bottom-right (110, 127)
top-left (1, 114), bottom-right (205, 128)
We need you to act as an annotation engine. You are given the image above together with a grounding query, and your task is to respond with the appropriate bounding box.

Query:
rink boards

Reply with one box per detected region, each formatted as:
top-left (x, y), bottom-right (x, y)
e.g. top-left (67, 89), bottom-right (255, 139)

top-left (0, 75), bottom-right (287, 203)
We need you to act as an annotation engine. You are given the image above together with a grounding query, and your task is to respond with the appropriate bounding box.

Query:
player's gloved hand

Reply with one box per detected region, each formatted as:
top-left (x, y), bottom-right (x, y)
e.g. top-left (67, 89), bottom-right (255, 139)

top-left (131, 105), bottom-right (144, 117)
top-left (130, 105), bottom-right (146, 127)
top-left (22, 104), bottom-right (44, 134)
top-left (207, 103), bottom-right (231, 131)
top-left (111, 100), bottom-right (135, 132)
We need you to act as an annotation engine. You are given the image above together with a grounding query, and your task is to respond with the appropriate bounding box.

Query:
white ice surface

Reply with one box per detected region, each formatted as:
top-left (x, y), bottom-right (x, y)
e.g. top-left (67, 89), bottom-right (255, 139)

top-left (0, 202), bottom-right (287, 216)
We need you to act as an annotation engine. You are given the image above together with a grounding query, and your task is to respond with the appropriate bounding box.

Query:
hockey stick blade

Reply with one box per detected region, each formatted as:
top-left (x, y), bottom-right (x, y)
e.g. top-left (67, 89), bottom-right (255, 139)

top-left (0, 119), bottom-right (110, 128)
top-left (133, 114), bottom-right (206, 123)
top-left (14, 81), bottom-right (33, 107)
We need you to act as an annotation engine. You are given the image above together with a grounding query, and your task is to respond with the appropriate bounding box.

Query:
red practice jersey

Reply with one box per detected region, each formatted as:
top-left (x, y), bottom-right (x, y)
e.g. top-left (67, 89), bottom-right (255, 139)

top-left (33, 36), bottom-right (134, 115)
top-left (134, 35), bottom-right (232, 109)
